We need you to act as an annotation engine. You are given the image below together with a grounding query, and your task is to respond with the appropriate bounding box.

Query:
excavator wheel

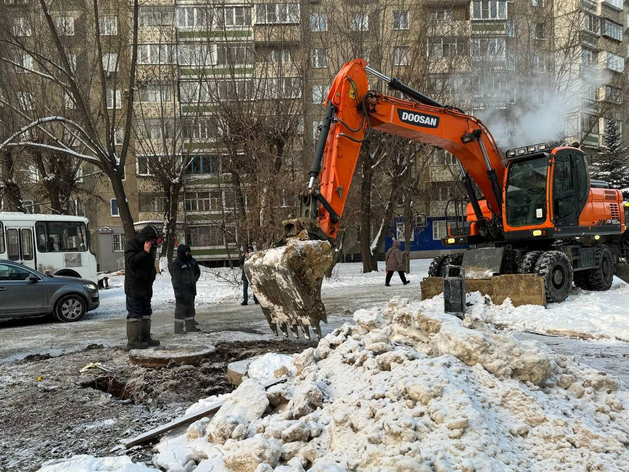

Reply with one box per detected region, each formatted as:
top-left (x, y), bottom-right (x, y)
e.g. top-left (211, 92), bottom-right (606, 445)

top-left (517, 250), bottom-right (544, 274)
top-left (574, 245), bottom-right (614, 291)
top-left (534, 251), bottom-right (573, 303)
top-left (428, 253), bottom-right (463, 277)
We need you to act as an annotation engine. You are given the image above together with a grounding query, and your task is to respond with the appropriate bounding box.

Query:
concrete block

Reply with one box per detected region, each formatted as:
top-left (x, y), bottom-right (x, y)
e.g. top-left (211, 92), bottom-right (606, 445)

top-left (420, 275), bottom-right (546, 307)
top-left (227, 356), bottom-right (262, 387)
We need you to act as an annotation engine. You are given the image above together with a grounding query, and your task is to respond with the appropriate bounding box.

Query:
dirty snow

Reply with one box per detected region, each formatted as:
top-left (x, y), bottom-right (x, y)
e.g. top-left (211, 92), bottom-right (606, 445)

top-left (65, 297), bottom-right (629, 472)
top-left (37, 455), bottom-right (158, 472)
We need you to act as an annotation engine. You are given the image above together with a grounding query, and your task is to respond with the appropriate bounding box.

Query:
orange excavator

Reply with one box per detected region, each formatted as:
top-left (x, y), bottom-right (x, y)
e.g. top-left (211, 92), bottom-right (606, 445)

top-left (245, 58), bottom-right (629, 338)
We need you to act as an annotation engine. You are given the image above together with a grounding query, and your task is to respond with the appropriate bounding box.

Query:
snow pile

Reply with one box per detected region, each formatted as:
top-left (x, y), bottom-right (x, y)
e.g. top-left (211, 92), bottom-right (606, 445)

top-left (38, 455), bottom-right (158, 472)
top-left (247, 354), bottom-right (296, 383)
top-left (146, 298), bottom-right (629, 472)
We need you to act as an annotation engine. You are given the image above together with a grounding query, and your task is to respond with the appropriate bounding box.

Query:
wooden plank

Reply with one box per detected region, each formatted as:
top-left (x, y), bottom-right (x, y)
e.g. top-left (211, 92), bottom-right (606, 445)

top-left (123, 377), bottom-right (287, 449)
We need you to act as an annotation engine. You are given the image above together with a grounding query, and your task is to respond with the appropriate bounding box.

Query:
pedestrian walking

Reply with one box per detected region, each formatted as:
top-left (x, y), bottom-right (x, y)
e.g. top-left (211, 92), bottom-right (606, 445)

top-left (241, 246), bottom-right (259, 305)
top-left (124, 225), bottom-right (161, 350)
top-left (171, 244), bottom-right (201, 334)
top-left (385, 240), bottom-right (410, 286)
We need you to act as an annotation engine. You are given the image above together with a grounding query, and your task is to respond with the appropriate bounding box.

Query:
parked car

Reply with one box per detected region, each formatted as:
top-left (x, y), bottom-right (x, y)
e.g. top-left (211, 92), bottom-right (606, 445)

top-left (0, 260), bottom-right (99, 322)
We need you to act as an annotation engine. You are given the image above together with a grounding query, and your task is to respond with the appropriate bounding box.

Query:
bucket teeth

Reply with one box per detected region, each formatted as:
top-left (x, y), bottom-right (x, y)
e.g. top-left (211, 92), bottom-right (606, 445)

top-left (244, 238), bottom-right (335, 340)
top-left (290, 324), bottom-right (300, 338)
top-left (280, 323), bottom-right (289, 338)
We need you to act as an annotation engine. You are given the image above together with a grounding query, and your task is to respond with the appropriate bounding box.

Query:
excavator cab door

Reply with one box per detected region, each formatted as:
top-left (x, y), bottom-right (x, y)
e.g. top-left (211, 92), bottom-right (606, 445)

top-left (552, 149), bottom-right (588, 228)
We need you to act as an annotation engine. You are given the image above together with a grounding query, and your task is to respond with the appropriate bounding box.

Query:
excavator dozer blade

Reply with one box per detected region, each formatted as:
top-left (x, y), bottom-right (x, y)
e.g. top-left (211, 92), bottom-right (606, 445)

top-left (244, 238), bottom-right (335, 339)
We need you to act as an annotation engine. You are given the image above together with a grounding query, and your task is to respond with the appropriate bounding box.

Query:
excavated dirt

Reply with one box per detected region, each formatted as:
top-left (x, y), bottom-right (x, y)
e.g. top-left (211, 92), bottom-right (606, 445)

top-left (0, 340), bottom-right (313, 472)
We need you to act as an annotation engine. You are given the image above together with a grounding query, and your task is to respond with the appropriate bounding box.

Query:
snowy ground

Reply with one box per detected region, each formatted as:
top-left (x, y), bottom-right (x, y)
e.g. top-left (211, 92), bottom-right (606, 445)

top-left (97, 259), bottom-right (629, 344)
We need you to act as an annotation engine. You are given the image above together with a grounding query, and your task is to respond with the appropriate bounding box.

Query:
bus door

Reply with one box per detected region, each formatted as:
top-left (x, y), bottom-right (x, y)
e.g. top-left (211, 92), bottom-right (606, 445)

top-left (5, 227), bottom-right (35, 269)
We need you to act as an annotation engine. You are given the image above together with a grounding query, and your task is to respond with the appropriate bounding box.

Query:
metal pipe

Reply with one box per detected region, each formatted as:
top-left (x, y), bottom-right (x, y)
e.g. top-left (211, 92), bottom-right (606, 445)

top-left (476, 133), bottom-right (493, 171)
top-left (366, 65), bottom-right (444, 107)
top-left (309, 102), bottom-right (336, 188)
top-left (365, 65), bottom-right (391, 82)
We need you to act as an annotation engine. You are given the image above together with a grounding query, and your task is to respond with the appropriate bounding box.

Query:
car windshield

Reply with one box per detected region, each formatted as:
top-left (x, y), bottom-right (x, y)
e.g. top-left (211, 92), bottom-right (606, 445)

top-left (506, 156), bottom-right (549, 227)
top-left (36, 221), bottom-right (88, 253)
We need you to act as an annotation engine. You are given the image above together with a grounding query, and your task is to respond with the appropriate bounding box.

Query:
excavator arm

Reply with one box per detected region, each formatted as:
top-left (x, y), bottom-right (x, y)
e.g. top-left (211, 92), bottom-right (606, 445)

top-left (245, 59), bottom-right (506, 339)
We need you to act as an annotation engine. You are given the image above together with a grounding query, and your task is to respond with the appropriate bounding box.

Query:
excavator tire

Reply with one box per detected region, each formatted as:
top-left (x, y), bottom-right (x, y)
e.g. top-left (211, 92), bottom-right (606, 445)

top-left (534, 251), bottom-right (573, 303)
top-left (573, 245), bottom-right (614, 291)
top-left (428, 253), bottom-right (463, 277)
top-left (517, 250), bottom-right (544, 274)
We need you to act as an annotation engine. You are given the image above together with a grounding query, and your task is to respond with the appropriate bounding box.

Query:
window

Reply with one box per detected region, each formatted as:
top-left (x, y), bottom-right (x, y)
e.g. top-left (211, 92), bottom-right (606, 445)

top-left (13, 17), bottom-right (31, 36)
top-left (262, 77), bottom-right (301, 99)
top-left (99, 16), bottom-right (118, 36)
top-left (185, 190), bottom-right (223, 211)
top-left (472, 1), bottom-right (507, 20)
top-left (255, 3), bottom-right (300, 24)
top-left (310, 13), bottom-right (327, 31)
top-left (139, 119), bottom-right (175, 140)
top-left (18, 91), bottom-right (34, 111)
top-left (0, 222), bottom-right (3, 254)
top-left (533, 53), bottom-right (546, 72)
top-left (393, 46), bottom-right (410, 66)
top-left (186, 225), bottom-right (236, 246)
top-left (35, 222), bottom-right (88, 252)
top-left (396, 222), bottom-right (414, 241)
top-left (18, 53), bottom-right (33, 72)
top-left (112, 234), bottom-right (126, 252)
top-left (6, 229), bottom-right (19, 260)
top-left (177, 7), bottom-right (210, 29)
top-left (216, 43), bottom-right (254, 65)
top-left (221, 6), bottom-right (252, 27)
top-left (604, 85), bottom-right (622, 104)
top-left (582, 113), bottom-right (600, 135)
top-left (139, 6), bottom-right (174, 27)
top-left (312, 84), bottom-right (329, 103)
top-left (55, 16), bottom-right (75, 36)
top-left (138, 44), bottom-right (174, 64)
top-left (186, 155), bottom-right (221, 175)
top-left (471, 37), bottom-right (506, 59)
top-left (178, 43), bottom-right (216, 66)
top-left (110, 199), bottom-right (119, 217)
top-left (350, 13), bottom-right (368, 31)
top-left (67, 200), bottom-right (85, 217)
top-left (532, 0), bottom-right (543, 6)
top-left (67, 54), bottom-right (77, 74)
top-left (393, 10), bottom-right (409, 29)
top-left (311, 48), bottom-right (327, 68)
top-left (534, 23), bottom-right (545, 40)
top-left (114, 128), bottom-right (123, 145)
top-left (583, 14), bottom-right (599, 34)
top-left (432, 9), bottom-right (452, 21)
top-left (267, 49), bottom-right (291, 63)
top-left (603, 0), bottom-right (622, 10)
top-left (428, 37), bottom-right (467, 58)
top-left (0, 263), bottom-right (32, 281)
top-left (138, 83), bottom-right (173, 103)
top-left (602, 20), bottom-right (622, 41)
top-left (136, 155), bottom-right (163, 176)
top-left (183, 120), bottom-right (216, 140)
top-left (582, 47), bottom-right (597, 65)
top-left (139, 193), bottom-right (165, 213)
top-left (64, 92), bottom-right (75, 109)
top-left (506, 156), bottom-right (549, 227)
top-left (102, 53), bottom-right (119, 73)
top-left (432, 220), bottom-right (448, 240)
top-left (106, 89), bottom-right (121, 109)
top-left (606, 52), bottom-right (624, 73)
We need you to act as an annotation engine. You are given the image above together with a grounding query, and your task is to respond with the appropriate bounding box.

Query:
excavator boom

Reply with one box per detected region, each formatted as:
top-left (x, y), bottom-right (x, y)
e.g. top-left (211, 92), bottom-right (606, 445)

top-left (246, 59), bottom-right (508, 338)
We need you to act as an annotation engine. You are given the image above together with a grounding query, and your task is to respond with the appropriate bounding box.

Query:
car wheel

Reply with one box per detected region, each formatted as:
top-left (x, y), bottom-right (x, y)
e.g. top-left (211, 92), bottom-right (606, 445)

top-left (534, 251), bottom-right (573, 303)
top-left (55, 295), bottom-right (86, 322)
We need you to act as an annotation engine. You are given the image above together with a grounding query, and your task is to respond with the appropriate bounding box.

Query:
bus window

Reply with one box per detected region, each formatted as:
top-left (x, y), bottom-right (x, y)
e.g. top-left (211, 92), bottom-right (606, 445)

top-left (0, 222), bottom-right (4, 254)
top-left (21, 229), bottom-right (34, 261)
top-left (7, 229), bottom-right (19, 261)
top-left (44, 222), bottom-right (88, 252)
top-left (36, 222), bottom-right (47, 252)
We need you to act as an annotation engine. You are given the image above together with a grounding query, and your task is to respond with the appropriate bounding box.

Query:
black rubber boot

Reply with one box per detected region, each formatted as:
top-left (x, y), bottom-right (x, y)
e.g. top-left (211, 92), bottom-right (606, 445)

top-left (174, 322), bottom-right (186, 334)
top-left (126, 321), bottom-right (149, 350)
top-left (185, 319), bottom-right (201, 332)
top-left (140, 319), bottom-right (160, 346)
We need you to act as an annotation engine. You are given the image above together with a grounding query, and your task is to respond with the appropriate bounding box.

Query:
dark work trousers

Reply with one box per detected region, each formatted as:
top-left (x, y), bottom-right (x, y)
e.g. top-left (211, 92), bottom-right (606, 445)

top-left (243, 277), bottom-right (258, 303)
top-left (174, 296), bottom-right (196, 323)
top-left (126, 295), bottom-right (152, 321)
top-left (385, 271), bottom-right (408, 285)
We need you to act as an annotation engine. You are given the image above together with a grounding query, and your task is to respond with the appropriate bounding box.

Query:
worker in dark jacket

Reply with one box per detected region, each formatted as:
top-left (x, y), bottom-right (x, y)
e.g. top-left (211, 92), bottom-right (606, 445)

top-left (240, 246), bottom-right (258, 305)
top-left (124, 225), bottom-right (161, 350)
top-left (171, 244), bottom-right (201, 334)
top-left (385, 240), bottom-right (410, 286)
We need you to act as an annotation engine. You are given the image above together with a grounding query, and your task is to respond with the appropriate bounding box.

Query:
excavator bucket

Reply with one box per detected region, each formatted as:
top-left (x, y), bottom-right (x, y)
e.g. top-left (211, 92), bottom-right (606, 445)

top-left (244, 236), bottom-right (335, 339)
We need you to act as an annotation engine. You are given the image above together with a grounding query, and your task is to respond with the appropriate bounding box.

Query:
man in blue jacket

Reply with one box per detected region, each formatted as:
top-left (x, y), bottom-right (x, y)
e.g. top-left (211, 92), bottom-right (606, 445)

top-left (171, 244), bottom-right (201, 333)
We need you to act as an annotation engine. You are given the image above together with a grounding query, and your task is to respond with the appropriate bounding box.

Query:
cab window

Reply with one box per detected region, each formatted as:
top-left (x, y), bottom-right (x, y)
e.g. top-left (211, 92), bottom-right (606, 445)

top-left (0, 222), bottom-right (4, 254)
top-left (506, 156), bottom-right (549, 227)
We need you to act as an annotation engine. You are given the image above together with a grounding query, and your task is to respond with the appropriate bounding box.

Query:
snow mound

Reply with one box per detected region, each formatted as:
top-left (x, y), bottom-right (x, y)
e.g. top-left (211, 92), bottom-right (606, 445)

top-left (248, 354), bottom-right (296, 384)
top-left (37, 455), bottom-right (158, 472)
top-left (67, 297), bottom-right (629, 472)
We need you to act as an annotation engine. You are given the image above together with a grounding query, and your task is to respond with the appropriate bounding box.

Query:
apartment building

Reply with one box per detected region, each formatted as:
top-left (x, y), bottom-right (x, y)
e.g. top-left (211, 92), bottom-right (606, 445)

top-left (2, 0), bottom-right (628, 268)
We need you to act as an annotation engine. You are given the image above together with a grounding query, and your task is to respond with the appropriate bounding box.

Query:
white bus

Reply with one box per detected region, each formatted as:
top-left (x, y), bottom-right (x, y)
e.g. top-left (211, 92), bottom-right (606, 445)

top-left (0, 213), bottom-right (98, 282)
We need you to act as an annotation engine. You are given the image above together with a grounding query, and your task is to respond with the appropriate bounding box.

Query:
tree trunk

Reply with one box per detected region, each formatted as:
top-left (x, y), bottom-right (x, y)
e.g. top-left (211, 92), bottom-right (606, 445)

top-left (109, 170), bottom-right (136, 238)
top-left (1, 151), bottom-right (27, 213)
top-left (360, 154), bottom-right (378, 272)
top-left (161, 183), bottom-right (181, 267)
